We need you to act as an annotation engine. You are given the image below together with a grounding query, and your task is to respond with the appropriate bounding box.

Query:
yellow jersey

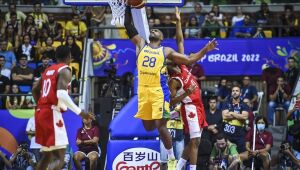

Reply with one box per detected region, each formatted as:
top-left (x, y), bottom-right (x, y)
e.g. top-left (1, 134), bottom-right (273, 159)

top-left (137, 45), bottom-right (167, 87)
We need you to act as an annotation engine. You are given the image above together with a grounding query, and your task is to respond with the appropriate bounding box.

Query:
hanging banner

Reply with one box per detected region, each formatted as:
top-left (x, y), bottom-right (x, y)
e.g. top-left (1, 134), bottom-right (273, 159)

top-left (91, 38), bottom-right (300, 76)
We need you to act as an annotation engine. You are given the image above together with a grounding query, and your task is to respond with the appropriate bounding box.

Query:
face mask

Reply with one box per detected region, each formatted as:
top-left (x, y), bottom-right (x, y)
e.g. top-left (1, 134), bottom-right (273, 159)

top-left (257, 124), bottom-right (265, 131)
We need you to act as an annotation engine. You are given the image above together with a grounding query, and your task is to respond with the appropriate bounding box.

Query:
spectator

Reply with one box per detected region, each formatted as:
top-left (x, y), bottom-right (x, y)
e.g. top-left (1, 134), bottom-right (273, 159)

top-left (2, 23), bottom-right (20, 51)
top-left (189, 2), bottom-right (206, 27)
top-left (90, 7), bottom-right (106, 39)
top-left (34, 54), bottom-right (51, 80)
top-left (9, 142), bottom-right (36, 170)
top-left (26, 117), bottom-right (42, 162)
top-left (99, 7), bottom-right (120, 39)
top-left (5, 2), bottom-right (27, 24)
top-left (16, 34), bottom-right (36, 62)
top-left (231, 15), bottom-right (256, 38)
top-left (149, 18), bottom-right (155, 28)
top-left (188, 62), bottom-right (205, 88)
top-left (231, 6), bottom-right (245, 26)
top-left (30, 2), bottom-right (48, 30)
top-left (217, 78), bottom-right (231, 108)
top-left (28, 27), bottom-right (40, 47)
top-left (0, 71), bottom-right (10, 109)
top-left (73, 117), bottom-right (100, 170)
top-left (253, 24), bottom-right (266, 38)
top-left (66, 13), bottom-right (87, 41)
top-left (65, 35), bottom-right (82, 78)
top-left (287, 92), bottom-right (300, 123)
top-left (241, 76), bottom-right (258, 107)
top-left (71, 74), bottom-right (80, 105)
top-left (245, 115), bottom-right (273, 170)
top-left (161, 15), bottom-right (176, 38)
top-left (210, 4), bottom-right (224, 23)
top-left (262, 64), bottom-right (284, 100)
top-left (281, 5), bottom-right (299, 37)
top-left (22, 94), bottom-right (36, 109)
top-left (11, 54), bottom-right (34, 86)
top-left (0, 55), bottom-right (11, 78)
top-left (22, 15), bottom-right (36, 35)
top-left (203, 96), bottom-right (223, 143)
top-left (6, 84), bottom-right (25, 109)
top-left (41, 13), bottom-right (63, 41)
top-left (268, 76), bottom-right (291, 124)
top-left (285, 57), bottom-right (299, 89)
top-left (209, 133), bottom-right (240, 170)
top-left (184, 16), bottom-right (201, 38)
top-left (222, 85), bottom-right (249, 153)
top-left (201, 11), bottom-right (222, 38)
top-left (154, 18), bottom-right (161, 28)
top-left (39, 36), bottom-right (56, 62)
top-left (0, 149), bottom-right (12, 169)
top-left (146, 7), bottom-right (157, 20)
top-left (255, 2), bottom-right (273, 26)
top-left (2, 12), bottom-right (22, 36)
top-left (0, 39), bottom-right (16, 69)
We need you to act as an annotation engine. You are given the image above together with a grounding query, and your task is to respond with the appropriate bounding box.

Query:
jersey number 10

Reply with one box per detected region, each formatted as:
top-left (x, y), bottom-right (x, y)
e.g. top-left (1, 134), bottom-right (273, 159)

top-left (142, 56), bottom-right (156, 67)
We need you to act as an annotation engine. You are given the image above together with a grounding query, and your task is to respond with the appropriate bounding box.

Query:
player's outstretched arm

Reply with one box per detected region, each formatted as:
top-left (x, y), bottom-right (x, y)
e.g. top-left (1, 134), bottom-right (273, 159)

top-left (175, 7), bottom-right (184, 54)
top-left (32, 78), bottom-right (42, 103)
top-left (124, 6), bottom-right (145, 52)
top-left (166, 39), bottom-right (219, 65)
top-left (56, 68), bottom-right (93, 120)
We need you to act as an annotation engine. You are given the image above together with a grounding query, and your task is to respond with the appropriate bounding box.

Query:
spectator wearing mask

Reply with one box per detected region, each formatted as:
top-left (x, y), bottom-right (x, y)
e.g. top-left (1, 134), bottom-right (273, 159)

top-left (9, 142), bottom-right (37, 170)
top-left (222, 85), bottom-right (249, 153)
top-left (73, 116), bottom-right (100, 170)
top-left (241, 76), bottom-right (258, 108)
top-left (26, 117), bottom-right (42, 162)
top-left (5, 2), bottom-right (27, 24)
top-left (11, 54), bottom-right (34, 86)
top-left (0, 55), bottom-right (11, 78)
top-left (285, 57), bottom-right (299, 89)
top-left (41, 13), bottom-right (63, 41)
top-left (6, 84), bottom-right (25, 109)
top-left (0, 39), bottom-right (16, 69)
top-left (0, 149), bottom-right (12, 169)
top-left (203, 96), bottom-right (223, 143)
top-left (16, 34), bottom-right (36, 62)
top-left (66, 13), bottom-right (87, 41)
top-left (245, 115), bottom-right (273, 170)
top-left (268, 76), bottom-right (291, 124)
top-left (209, 133), bottom-right (240, 170)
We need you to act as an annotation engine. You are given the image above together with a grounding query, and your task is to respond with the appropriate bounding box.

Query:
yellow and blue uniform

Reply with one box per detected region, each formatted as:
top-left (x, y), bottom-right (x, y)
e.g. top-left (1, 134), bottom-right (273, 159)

top-left (135, 45), bottom-right (170, 120)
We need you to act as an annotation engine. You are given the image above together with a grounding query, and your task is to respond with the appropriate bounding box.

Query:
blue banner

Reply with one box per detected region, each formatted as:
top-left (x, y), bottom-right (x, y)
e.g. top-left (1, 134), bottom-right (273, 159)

top-left (92, 38), bottom-right (300, 76)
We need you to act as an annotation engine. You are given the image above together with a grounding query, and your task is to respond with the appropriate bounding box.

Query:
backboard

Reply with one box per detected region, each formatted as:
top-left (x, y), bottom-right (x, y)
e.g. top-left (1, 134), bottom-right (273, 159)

top-left (63, 0), bottom-right (184, 6)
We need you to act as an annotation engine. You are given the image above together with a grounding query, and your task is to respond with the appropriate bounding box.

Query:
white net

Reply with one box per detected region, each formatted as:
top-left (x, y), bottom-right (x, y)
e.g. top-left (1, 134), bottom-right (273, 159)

top-left (108, 0), bottom-right (127, 26)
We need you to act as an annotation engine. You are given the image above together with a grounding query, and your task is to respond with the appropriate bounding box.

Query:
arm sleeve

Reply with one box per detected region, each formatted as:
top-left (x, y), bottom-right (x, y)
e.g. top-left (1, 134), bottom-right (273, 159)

top-left (124, 6), bottom-right (138, 39)
top-left (57, 89), bottom-right (81, 115)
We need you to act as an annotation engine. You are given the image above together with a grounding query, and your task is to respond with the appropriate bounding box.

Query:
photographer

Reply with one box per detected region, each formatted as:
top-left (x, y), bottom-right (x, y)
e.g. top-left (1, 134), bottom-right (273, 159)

top-left (9, 142), bottom-right (36, 170)
top-left (277, 141), bottom-right (300, 169)
top-left (209, 133), bottom-right (240, 170)
top-left (0, 149), bottom-right (11, 169)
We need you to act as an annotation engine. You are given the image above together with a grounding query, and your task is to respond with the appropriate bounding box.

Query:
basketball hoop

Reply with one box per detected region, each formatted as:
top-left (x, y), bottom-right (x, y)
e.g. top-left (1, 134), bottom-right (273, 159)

top-left (108, 0), bottom-right (127, 26)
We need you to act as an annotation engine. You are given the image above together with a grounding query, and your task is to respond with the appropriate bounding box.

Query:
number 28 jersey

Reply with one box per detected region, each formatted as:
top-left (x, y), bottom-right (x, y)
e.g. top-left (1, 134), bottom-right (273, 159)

top-left (38, 63), bottom-right (69, 107)
top-left (137, 45), bottom-right (167, 87)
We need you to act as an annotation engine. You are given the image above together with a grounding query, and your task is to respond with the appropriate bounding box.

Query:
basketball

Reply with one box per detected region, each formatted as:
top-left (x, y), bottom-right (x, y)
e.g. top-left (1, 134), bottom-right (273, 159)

top-left (127, 0), bottom-right (145, 8)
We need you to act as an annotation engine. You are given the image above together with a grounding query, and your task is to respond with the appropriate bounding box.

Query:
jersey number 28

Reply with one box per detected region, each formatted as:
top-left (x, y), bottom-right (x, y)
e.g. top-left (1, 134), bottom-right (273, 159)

top-left (142, 56), bottom-right (156, 67)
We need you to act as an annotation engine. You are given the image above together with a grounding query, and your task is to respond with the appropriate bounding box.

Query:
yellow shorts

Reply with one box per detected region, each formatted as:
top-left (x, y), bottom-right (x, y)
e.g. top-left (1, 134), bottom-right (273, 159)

top-left (135, 86), bottom-right (170, 120)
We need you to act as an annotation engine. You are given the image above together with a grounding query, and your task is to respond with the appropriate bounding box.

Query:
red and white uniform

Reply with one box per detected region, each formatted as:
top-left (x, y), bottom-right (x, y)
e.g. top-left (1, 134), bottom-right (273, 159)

top-left (171, 65), bottom-right (207, 138)
top-left (35, 63), bottom-right (69, 150)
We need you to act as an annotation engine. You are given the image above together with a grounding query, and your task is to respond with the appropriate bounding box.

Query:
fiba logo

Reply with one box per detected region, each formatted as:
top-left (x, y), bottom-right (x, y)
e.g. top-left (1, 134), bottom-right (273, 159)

top-left (112, 148), bottom-right (160, 170)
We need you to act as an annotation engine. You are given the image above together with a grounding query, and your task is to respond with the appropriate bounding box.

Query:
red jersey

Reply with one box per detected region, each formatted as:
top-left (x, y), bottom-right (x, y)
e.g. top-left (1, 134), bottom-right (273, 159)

top-left (171, 65), bottom-right (202, 105)
top-left (37, 63), bottom-right (69, 107)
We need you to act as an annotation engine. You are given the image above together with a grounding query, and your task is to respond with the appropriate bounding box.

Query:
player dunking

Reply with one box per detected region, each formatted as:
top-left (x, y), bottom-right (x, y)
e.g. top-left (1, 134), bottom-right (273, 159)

top-left (32, 45), bottom-right (94, 170)
top-left (124, 6), bottom-right (218, 169)
top-left (166, 8), bottom-right (208, 170)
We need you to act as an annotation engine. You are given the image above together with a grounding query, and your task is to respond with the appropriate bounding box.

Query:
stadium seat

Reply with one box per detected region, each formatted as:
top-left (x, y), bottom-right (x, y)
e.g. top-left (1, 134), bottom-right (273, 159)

top-left (57, 20), bottom-right (66, 39)
top-left (19, 85), bottom-right (32, 93)
top-left (27, 62), bottom-right (37, 69)
top-left (69, 62), bottom-right (80, 79)
top-left (264, 30), bottom-right (272, 38)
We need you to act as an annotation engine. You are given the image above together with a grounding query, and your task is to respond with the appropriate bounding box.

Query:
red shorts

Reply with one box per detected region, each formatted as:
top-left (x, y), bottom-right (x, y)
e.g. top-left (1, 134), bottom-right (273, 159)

top-left (181, 103), bottom-right (208, 138)
top-left (35, 106), bottom-right (68, 148)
